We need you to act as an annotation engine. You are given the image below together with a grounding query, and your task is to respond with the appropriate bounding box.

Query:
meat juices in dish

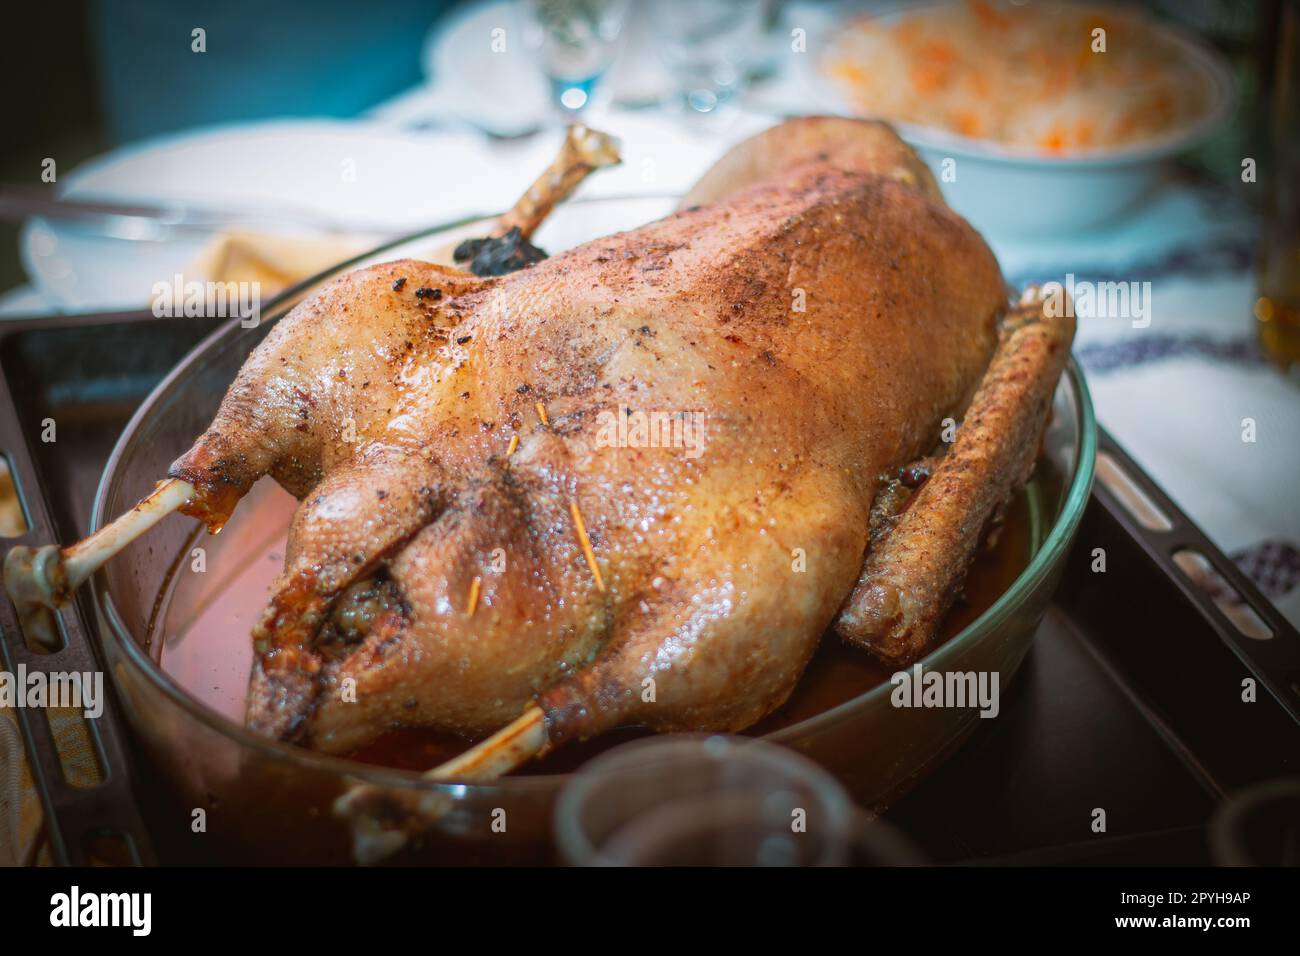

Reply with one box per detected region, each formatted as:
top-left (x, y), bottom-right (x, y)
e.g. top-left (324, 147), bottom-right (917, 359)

top-left (156, 116), bottom-right (1073, 758)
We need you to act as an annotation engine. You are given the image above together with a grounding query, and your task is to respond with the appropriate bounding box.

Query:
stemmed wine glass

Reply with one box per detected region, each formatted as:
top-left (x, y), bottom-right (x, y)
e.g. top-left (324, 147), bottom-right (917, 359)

top-left (521, 0), bottom-right (631, 117)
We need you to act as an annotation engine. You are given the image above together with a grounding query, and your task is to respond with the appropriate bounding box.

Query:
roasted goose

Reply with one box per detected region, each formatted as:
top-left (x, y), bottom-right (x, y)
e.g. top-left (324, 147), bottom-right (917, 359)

top-left (5, 117), bottom-right (1072, 844)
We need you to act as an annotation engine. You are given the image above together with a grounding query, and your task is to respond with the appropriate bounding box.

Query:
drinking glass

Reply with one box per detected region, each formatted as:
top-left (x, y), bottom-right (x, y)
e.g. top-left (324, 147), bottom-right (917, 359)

top-left (521, 0), bottom-right (631, 116)
top-left (554, 734), bottom-right (922, 866)
top-left (652, 0), bottom-right (768, 114)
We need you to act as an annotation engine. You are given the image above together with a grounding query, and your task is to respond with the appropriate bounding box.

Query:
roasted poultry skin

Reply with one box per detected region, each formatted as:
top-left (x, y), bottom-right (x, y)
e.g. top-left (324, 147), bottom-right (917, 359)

top-left (168, 117), bottom-right (1067, 757)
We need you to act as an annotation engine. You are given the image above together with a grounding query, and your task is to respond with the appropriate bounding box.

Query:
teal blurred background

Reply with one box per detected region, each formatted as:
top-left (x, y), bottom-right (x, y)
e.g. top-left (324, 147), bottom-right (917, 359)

top-left (0, 0), bottom-right (455, 294)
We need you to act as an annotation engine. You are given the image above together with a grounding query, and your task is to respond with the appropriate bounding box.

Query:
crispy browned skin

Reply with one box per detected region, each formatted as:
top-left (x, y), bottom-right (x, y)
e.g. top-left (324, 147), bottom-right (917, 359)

top-left (170, 117), bottom-right (1013, 754)
top-left (678, 115), bottom-right (942, 210)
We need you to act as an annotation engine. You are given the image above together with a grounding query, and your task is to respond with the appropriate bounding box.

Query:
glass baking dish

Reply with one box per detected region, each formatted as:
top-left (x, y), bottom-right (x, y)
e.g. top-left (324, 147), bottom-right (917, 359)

top-left (90, 196), bottom-right (1097, 863)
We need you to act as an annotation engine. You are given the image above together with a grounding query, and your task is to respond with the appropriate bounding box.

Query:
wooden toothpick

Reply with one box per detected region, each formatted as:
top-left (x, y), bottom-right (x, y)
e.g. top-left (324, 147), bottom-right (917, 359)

top-left (569, 499), bottom-right (605, 592)
top-left (465, 574), bottom-right (482, 617)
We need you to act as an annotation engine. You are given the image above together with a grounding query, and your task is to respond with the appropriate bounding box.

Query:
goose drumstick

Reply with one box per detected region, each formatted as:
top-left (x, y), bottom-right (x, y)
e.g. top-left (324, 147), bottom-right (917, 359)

top-left (4, 478), bottom-right (195, 648)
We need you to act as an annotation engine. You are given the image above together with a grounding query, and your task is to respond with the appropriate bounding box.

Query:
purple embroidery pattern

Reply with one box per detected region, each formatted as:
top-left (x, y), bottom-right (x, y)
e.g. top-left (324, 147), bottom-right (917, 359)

top-left (1194, 539), bottom-right (1300, 605)
top-left (1232, 539), bottom-right (1300, 600)
top-left (1007, 236), bottom-right (1256, 293)
top-left (1075, 334), bottom-right (1268, 373)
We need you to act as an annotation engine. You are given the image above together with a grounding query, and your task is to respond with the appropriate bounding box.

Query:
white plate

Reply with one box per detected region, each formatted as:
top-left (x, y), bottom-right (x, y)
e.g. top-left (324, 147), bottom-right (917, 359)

top-left (416, 0), bottom-right (551, 136)
top-left (19, 120), bottom-right (508, 313)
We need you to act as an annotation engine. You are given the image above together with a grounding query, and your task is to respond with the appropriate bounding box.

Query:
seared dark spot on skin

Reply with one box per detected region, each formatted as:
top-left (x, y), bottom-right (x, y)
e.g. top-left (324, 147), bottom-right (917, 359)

top-left (454, 227), bottom-right (548, 277)
top-left (457, 335), bottom-right (472, 345)
top-left (414, 287), bottom-right (442, 301)
top-left (392, 277), bottom-right (407, 292)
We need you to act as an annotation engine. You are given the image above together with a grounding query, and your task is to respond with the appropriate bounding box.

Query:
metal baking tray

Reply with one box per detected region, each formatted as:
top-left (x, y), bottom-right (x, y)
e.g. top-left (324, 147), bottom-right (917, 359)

top-left (0, 309), bottom-right (225, 865)
top-left (1, 308), bottom-right (1297, 866)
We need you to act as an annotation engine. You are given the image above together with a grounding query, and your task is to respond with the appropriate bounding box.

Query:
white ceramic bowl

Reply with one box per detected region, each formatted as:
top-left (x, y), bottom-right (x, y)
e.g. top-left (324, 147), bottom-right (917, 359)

top-left (810, 6), bottom-right (1235, 237)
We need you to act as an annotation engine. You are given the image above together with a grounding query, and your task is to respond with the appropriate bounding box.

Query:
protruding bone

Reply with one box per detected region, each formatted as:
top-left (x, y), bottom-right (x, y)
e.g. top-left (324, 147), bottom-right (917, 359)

top-left (497, 124), bottom-right (621, 240)
top-left (4, 478), bottom-right (194, 647)
top-left (428, 704), bottom-right (548, 779)
top-left (450, 124), bottom-right (621, 275)
top-left (333, 705), bottom-right (547, 863)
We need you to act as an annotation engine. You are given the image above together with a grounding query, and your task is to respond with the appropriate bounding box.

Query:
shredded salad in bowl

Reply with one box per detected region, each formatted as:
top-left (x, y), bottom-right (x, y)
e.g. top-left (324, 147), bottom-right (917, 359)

top-left (821, 0), bottom-right (1224, 157)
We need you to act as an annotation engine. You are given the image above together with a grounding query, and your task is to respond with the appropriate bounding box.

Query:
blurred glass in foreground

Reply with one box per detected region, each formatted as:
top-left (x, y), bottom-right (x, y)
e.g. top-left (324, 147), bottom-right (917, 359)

top-left (1255, 0), bottom-right (1300, 369)
top-left (554, 734), bottom-right (922, 866)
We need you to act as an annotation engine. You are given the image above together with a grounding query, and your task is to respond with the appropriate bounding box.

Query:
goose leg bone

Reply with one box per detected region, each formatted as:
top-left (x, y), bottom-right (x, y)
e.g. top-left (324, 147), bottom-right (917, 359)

top-left (3, 478), bottom-right (195, 647)
top-left (333, 706), bottom-right (547, 864)
top-left (448, 124), bottom-right (621, 275)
